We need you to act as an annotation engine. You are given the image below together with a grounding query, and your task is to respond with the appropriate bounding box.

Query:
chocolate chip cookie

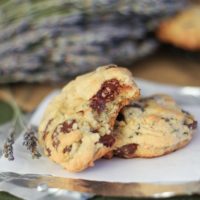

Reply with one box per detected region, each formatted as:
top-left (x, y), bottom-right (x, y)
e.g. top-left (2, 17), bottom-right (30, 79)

top-left (108, 94), bottom-right (197, 159)
top-left (157, 6), bottom-right (200, 50)
top-left (38, 65), bottom-right (140, 172)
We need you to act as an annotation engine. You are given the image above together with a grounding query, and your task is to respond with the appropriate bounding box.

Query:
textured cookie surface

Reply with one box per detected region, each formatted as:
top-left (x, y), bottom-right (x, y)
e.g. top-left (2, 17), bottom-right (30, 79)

top-left (157, 6), bottom-right (200, 50)
top-left (38, 65), bottom-right (140, 172)
top-left (109, 94), bottom-right (197, 159)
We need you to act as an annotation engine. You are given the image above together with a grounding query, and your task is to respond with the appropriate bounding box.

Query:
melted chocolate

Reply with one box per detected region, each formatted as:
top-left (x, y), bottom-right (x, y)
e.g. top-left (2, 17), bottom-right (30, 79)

top-left (63, 145), bottom-right (72, 154)
top-left (90, 79), bottom-right (121, 113)
top-left (52, 119), bottom-right (76, 149)
top-left (60, 120), bottom-right (76, 133)
top-left (185, 120), bottom-right (198, 130)
top-left (114, 143), bottom-right (138, 158)
top-left (52, 140), bottom-right (60, 149)
top-left (46, 148), bottom-right (51, 157)
top-left (42, 118), bottom-right (53, 140)
top-left (99, 134), bottom-right (115, 147)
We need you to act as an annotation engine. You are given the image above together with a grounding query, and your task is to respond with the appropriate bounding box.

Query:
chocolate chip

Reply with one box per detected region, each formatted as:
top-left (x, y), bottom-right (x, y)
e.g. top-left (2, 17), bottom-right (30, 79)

top-left (43, 133), bottom-right (47, 141)
top-left (43, 118), bottom-right (53, 140)
top-left (181, 110), bottom-right (197, 130)
top-left (135, 131), bottom-right (141, 135)
top-left (63, 145), bottom-right (72, 153)
top-left (90, 79), bottom-right (121, 113)
top-left (46, 148), bottom-right (51, 156)
top-left (116, 113), bottom-right (125, 121)
top-left (51, 119), bottom-right (76, 149)
top-left (161, 117), bottom-right (170, 122)
top-left (60, 120), bottom-right (76, 133)
top-left (103, 151), bottom-right (114, 159)
top-left (90, 98), bottom-right (106, 113)
top-left (99, 134), bottom-right (115, 147)
top-left (185, 120), bottom-right (198, 130)
top-left (114, 143), bottom-right (138, 158)
top-left (52, 140), bottom-right (60, 149)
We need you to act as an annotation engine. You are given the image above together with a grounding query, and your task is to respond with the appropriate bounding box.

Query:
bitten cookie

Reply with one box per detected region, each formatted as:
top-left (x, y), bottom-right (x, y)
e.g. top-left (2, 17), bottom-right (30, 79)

top-left (157, 6), bottom-right (200, 50)
top-left (108, 94), bottom-right (197, 159)
top-left (38, 65), bottom-right (140, 172)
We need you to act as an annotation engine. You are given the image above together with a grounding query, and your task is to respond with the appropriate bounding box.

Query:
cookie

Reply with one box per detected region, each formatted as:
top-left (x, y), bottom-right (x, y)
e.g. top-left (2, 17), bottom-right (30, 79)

top-left (157, 6), bottom-right (200, 50)
top-left (38, 64), bottom-right (140, 172)
top-left (107, 94), bottom-right (197, 159)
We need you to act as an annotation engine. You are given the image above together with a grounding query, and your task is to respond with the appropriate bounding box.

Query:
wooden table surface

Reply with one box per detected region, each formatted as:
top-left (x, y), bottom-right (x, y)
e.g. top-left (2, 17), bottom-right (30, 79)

top-left (132, 48), bottom-right (200, 86)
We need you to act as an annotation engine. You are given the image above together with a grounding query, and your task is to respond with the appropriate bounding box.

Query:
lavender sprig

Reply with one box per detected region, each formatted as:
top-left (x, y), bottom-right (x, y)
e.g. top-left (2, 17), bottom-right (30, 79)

top-left (3, 127), bottom-right (15, 161)
top-left (2, 91), bottom-right (41, 161)
top-left (23, 126), bottom-right (41, 159)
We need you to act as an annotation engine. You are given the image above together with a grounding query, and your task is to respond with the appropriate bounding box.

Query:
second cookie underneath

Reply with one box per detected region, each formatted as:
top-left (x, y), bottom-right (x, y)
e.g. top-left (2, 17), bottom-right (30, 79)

top-left (106, 94), bottom-right (197, 159)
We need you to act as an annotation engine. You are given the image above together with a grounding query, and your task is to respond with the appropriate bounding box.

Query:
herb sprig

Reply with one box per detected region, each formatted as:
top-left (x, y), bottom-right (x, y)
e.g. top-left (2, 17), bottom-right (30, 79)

top-left (2, 92), bottom-right (41, 160)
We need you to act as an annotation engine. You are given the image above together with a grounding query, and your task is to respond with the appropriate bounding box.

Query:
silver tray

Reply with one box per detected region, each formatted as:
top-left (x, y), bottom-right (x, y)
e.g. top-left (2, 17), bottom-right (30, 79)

top-left (1, 172), bottom-right (200, 199)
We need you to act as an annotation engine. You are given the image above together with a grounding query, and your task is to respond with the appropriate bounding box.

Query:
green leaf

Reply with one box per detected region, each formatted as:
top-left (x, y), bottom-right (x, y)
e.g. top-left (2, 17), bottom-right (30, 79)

top-left (0, 192), bottom-right (23, 200)
top-left (0, 100), bottom-right (14, 125)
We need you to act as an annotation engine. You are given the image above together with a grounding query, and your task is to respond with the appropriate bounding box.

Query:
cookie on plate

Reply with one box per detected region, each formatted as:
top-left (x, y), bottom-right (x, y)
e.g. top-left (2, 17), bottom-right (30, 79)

top-left (157, 6), bottom-right (200, 50)
top-left (107, 94), bottom-right (197, 159)
top-left (38, 64), bottom-right (140, 172)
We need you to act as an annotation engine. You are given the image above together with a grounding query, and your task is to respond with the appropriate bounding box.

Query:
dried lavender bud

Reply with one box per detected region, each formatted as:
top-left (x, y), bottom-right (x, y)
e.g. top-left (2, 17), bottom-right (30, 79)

top-left (3, 127), bottom-right (15, 161)
top-left (23, 125), bottom-right (41, 159)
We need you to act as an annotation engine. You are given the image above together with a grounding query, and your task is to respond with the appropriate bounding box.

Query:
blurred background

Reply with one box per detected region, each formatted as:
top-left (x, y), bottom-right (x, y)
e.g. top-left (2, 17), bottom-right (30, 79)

top-left (0, 0), bottom-right (199, 119)
top-left (0, 2), bottom-right (200, 200)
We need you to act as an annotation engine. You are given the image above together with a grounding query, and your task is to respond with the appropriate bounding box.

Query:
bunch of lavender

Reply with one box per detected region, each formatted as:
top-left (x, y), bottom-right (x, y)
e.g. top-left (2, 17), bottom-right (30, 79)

top-left (2, 94), bottom-right (41, 160)
top-left (0, 0), bottom-right (188, 83)
top-left (23, 126), bottom-right (41, 159)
